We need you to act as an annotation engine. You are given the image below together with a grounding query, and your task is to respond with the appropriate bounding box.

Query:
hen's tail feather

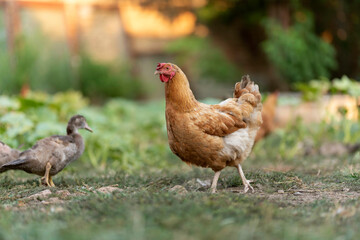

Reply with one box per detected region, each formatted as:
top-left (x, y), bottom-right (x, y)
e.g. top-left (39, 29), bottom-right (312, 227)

top-left (234, 75), bottom-right (261, 105)
top-left (240, 75), bottom-right (251, 89)
top-left (232, 75), bottom-right (263, 127)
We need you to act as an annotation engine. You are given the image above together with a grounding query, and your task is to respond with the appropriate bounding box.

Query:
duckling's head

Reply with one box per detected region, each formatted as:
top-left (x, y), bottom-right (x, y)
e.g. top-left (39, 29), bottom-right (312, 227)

top-left (67, 115), bottom-right (93, 135)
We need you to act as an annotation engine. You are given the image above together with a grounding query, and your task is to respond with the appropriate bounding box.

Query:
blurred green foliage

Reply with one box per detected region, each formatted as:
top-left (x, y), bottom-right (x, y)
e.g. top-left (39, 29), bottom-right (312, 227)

top-left (296, 75), bottom-right (360, 101)
top-left (262, 11), bottom-right (337, 84)
top-left (78, 55), bottom-right (142, 101)
top-left (0, 92), bottom-right (171, 172)
top-left (331, 75), bottom-right (360, 96)
top-left (295, 78), bottom-right (331, 101)
top-left (166, 36), bottom-right (240, 82)
top-left (0, 35), bottom-right (143, 101)
top-left (0, 34), bottom-right (73, 93)
top-left (196, 0), bottom-right (360, 88)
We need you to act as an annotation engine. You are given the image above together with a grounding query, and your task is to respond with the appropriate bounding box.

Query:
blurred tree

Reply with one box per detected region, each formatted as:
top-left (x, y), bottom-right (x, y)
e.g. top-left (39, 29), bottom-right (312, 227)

top-left (166, 36), bottom-right (240, 83)
top-left (302, 0), bottom-right (360, 80)
top-left (262, 10), bottom-right (336, 84)
top-left (0, 34), bottom-right (143, 101)
top-left (195, 0), bottom-right (360, 89)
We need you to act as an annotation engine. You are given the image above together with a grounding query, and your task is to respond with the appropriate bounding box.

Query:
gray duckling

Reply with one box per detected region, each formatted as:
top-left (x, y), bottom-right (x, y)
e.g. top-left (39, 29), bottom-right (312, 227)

top-left (0, 141), bottom-right (20, 168)
top-left (0, 115), bottom-right (93, 187)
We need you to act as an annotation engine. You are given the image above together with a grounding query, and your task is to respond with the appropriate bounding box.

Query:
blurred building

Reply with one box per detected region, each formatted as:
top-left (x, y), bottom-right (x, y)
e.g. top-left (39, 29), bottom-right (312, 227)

top-left (0, 0), bottom-right (206, 97)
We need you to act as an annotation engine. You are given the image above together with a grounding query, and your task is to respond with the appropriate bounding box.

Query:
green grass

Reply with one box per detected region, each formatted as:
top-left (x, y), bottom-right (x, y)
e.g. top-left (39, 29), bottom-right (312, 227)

top-left (1, 158), bottom-right (360, 240)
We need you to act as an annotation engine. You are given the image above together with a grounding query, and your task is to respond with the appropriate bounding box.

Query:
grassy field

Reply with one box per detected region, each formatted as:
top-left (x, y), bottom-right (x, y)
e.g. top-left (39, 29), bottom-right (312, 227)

top-left (1, 94), bottom-right (360, 239)
top-left (1, 152), bottom-right (360, 240)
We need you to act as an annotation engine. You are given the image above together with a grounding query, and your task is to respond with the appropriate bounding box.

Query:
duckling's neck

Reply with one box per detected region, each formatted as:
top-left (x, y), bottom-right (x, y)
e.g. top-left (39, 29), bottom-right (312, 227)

top-left (66, 125), bottom-right (85, 156)
top-left (67, 125), bottom-right (78, 135)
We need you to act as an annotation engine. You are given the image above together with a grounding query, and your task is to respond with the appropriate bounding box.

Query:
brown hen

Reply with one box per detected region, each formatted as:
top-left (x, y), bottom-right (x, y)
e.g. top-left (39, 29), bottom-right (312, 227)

top-left (155, 63), bottom-right (262, 193)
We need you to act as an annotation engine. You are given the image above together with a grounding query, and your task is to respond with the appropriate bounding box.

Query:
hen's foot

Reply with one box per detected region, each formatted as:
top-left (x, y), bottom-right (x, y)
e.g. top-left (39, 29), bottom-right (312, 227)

top-left (237, 164), bottom-right (254, 194)
top-left (243, 179), bottom-right (254, 193)
top-left (210, 187), bottom-right (217, 194)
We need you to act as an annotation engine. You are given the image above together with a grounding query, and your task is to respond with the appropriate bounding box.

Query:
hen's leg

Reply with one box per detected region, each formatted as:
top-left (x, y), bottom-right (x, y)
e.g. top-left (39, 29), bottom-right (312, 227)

top-left (237, 164), bottom-right (254, 193)
top-left (41, 162), bottom-right (52, 187)
top-left (210, 171), bottom-right (221, 193)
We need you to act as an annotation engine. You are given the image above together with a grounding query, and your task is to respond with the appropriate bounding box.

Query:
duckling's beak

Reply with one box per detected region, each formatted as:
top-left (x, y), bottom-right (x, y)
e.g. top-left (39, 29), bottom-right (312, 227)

top-left (84, 124), bottom-right (93, 133)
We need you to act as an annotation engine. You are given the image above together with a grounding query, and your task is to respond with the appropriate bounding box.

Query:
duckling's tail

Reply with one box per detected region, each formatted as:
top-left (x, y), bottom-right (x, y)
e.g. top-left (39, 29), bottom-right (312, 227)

top-left (0, 159), bottom-right (27, 173)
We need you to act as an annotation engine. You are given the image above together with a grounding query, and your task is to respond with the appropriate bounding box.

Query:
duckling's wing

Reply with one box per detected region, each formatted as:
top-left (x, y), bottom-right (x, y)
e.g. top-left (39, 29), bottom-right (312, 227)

top-left (36, 135), bottom-right (74, 150)
top-left (29, 135), bottom-right (72, 157)
top-left (49, 135), bottom-right (74, 145)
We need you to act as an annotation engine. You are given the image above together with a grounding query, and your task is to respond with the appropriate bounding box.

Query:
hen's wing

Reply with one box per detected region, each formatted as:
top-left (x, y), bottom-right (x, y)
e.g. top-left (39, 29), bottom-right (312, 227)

top-left (191, 101), bottom-right (249, 137)
top-left (192, 76), bottom-right (262, 137)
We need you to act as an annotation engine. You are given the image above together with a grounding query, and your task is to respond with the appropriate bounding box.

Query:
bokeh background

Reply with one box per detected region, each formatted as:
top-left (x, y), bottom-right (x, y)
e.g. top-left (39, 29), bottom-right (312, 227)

top-left (2, 0), bottom-right (360, 99)
top-left (2, 1), bottom-right (360, 239)
top-left (1, 0), bottom-right (360, 171)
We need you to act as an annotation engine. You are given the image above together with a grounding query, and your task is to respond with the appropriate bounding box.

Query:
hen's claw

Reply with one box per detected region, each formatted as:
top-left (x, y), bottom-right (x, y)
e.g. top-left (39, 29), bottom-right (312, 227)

top-left (243, 180), bottom-right (254, 193)
top-left (237, 164), bottom-right (254, 194)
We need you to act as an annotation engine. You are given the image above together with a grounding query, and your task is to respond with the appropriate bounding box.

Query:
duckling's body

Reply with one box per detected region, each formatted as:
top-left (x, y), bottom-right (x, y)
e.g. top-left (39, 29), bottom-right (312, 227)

top-left (0, 115), bottom-right (92, 186)
top-left (0, 141), bottom-right (20, 170)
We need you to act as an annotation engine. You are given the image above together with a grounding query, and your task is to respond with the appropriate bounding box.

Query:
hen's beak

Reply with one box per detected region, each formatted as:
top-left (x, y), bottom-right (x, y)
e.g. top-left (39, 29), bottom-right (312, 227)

top-left (84, 123), bottom-right (93, 133)
top-left (154, 70), bottom-right (161, 75)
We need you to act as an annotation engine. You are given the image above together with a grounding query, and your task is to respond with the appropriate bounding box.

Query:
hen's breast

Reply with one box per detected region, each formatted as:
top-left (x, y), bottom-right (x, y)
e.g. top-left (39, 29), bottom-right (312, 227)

top-left (166, 111), bottom-right (228, 171)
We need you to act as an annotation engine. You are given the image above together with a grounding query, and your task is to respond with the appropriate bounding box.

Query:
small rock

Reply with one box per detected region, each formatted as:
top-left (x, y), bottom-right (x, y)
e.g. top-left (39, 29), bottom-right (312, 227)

top-left (169, 185), bottom-right (188, 195)
top-left (293, 191), bottom-right (302, 196)
top-left (196, 179), bottom-right (211, 187)
top-left (97, 186), bottom-right (123, 194)
top-left (42, 197), bottom-right (65, 204)
top-left (50, 206), bottom-right (65, 213)
top-left (27, 189), bottom-right (52, 200)
top-left (278, 190), bottom-right (285, 194)
top-left (56, 190), bottom-right (71, 198)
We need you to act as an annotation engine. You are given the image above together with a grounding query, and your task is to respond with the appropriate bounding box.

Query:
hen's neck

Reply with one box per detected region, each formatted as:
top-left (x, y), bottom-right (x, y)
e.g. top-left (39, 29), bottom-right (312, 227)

top-left (165, 70), bottom-right (199, 112)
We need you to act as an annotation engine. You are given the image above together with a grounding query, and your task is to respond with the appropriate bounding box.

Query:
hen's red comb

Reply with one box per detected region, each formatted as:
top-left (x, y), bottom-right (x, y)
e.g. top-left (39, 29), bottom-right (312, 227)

top-left (156, 63), bottom-right (166, 70)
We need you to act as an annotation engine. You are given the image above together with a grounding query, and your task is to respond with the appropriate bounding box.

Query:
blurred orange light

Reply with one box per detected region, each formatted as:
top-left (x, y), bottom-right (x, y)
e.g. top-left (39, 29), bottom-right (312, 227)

top-left (118, 3), bottom-right (196, 39)
top-left (321, 31), bottom-right (333, 43)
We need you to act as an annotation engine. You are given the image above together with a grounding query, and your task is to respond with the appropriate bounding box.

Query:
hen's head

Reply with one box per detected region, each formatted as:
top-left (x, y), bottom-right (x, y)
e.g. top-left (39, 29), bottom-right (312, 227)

top-left (154, 63), bottom-right (177, 83)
